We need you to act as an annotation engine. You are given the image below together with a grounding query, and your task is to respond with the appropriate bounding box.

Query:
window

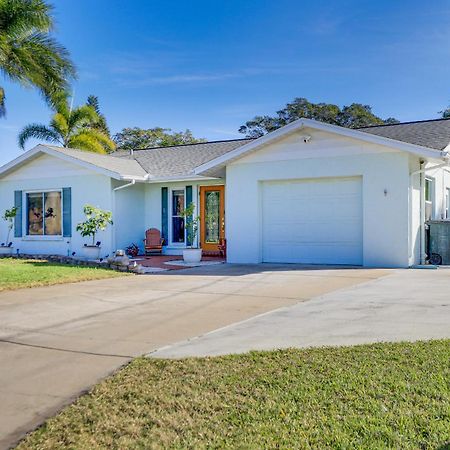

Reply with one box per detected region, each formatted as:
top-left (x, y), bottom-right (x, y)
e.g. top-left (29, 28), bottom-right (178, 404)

top-left (446, 188), bottom-right (450, 219)
top-left (26, 191), bottom-right (62, 236)
top-left (424, 178), bottom-right (434, 221)
top-left (171, 189), bottom-right (185, 243)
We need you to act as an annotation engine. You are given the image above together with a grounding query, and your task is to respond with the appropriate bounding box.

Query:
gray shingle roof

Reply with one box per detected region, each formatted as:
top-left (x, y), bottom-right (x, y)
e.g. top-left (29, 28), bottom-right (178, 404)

top-left (46, 145), bottom-right (148, 178)
top-left (111, 139), bottom-right (253, 177)
top-left (358, 118), bottom-right (450, 150)
top-left (37, 119), bottom-right (450, 180)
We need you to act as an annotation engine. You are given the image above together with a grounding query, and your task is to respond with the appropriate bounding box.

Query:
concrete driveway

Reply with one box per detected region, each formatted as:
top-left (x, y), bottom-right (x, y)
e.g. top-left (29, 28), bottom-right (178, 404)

top-left (152, 268), bottom-right (450, 358)
top-left (0, 264), bottom-right (385, 449)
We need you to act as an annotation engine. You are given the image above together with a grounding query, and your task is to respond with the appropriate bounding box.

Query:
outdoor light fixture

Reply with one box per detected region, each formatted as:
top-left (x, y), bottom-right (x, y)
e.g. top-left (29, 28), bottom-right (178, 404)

top-left (300, 135), bottom-right (312, 143)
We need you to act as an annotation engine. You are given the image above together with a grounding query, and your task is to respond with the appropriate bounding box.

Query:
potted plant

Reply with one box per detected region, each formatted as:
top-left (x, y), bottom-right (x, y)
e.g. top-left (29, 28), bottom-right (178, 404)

top-left (0, 207), bottom-right (18, 255)
top-left (126, 243), bottom-right (139, 258)
top-left (182, 202), bottom-right (202, 263)
top-left (76, 205), bottom-right (113, 260)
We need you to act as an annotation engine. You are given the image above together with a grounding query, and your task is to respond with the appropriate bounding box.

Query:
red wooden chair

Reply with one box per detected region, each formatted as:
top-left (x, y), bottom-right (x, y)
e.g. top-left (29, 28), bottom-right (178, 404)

top-left (143, 228), bottom-right (164, 255)
top-left (218, 238), bottom-right (227, 259)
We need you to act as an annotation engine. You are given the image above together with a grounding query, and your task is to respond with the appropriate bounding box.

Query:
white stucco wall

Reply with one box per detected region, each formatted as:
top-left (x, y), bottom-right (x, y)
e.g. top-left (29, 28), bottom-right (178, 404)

top-left (113, 181), bottom-right (145, 253)
top-left (0, 154), bottom-right (114, 257)
top-left (225, 128), bottom-right (412, 267)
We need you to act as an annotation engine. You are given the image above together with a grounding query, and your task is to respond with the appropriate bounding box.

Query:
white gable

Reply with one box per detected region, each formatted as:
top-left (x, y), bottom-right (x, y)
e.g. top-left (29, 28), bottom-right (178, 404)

top-left (1, 153), bottom-right (93, 181)
top-left (233, 128), bottom-right (399, 165)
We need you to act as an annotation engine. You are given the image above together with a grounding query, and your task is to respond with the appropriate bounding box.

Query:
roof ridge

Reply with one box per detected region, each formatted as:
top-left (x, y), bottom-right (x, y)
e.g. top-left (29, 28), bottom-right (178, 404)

top-left (358, 117), bottom-right (450, 129)
top-left (120, 137), bottom-right (254, 152)
top-left (50, 145), bottom-right (131, 161)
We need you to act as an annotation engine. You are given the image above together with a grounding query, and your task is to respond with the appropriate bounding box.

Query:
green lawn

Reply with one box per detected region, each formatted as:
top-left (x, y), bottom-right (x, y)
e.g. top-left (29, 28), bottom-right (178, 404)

top-left (0, 258), bottom-right (128, 291)
top-left (17, 340), bottom-right (450, 449)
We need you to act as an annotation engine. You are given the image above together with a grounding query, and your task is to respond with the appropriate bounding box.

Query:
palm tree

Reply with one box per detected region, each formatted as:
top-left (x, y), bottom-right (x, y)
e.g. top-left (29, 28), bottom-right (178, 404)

top-left (18, 93), bottom-right (116, 153)
top-left (0, 0), bottom-right (75, 116)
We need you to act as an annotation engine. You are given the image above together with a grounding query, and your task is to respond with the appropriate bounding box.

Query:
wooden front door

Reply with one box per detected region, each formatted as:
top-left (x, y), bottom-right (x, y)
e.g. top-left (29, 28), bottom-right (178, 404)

top-left (200, 185), bottom-right (225, 253)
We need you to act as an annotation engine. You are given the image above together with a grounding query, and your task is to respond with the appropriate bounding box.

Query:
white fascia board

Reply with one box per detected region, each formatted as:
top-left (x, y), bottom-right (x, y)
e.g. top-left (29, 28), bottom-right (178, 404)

top-left (145, 174), bottom-right (220, 184)
top-left (194, 118), bottom-right (446, 174)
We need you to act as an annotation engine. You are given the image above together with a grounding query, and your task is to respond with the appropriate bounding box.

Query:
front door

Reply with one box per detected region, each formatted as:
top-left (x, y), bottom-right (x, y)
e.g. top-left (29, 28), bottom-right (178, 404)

top-left (200, 185), bottom-right (225, 253)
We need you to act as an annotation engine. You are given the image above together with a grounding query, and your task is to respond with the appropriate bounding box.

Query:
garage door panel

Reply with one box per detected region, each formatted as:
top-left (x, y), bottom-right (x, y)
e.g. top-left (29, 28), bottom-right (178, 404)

top-left (262, 177), bottom-right (363, 265)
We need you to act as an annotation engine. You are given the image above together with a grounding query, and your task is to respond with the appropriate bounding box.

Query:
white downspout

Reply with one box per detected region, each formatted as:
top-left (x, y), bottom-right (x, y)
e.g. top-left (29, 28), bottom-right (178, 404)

top-left (419, 163), bottom-right (426, 264)
top-left (410, 159), bottom-right (450, 265)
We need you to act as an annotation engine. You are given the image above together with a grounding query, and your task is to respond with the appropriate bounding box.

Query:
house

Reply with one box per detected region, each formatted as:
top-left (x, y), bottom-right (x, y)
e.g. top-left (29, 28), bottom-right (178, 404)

top-left (1, 118), bottom-right (450, 267)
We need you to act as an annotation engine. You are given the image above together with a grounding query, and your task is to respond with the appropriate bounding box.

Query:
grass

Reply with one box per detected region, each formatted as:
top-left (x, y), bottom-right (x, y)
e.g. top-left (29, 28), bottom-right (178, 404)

top-left (17, 340), bottom-right (450, 449)
top-left (0, 258), bottom-right (129, 291)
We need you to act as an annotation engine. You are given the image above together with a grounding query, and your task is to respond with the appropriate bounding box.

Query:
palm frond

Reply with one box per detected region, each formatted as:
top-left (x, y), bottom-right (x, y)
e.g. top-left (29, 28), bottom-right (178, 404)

top-left (68, 105), bottom-right (98, 129)
top-left (0, 87), bottom-right (5, 117)
top-left (18, 123), bottom-right (62, 149)
top-left (68, 133), bottom-right (107, 154)
top-left (77, 128), bottom-right (116, 152)
top-left (0, 0), bottom-right (53, 36)
top-left (48, 90), bottom-right (70, 118)
top-left (1, 31), bottom-right (76, 96)
top-left (50, 112), bottom-right (69, 138)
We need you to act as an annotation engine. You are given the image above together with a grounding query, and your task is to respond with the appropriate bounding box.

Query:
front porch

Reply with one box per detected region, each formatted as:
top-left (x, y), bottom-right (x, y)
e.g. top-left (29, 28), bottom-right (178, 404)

top-left (114, 181), bottom-right (226, 260)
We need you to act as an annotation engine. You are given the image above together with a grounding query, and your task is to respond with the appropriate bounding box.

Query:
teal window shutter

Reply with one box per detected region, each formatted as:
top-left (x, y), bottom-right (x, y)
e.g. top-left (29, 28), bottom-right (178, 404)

top-left (161, 187), bottom-right (168, 245)
top-left (62, 187), bottom-right (72, 237)
top-left (186, 185), bottom-right (192, 206)
top-left (185, 186), bottom-right (193, 246)
top-left (14, 190), bottom-right (22, 238)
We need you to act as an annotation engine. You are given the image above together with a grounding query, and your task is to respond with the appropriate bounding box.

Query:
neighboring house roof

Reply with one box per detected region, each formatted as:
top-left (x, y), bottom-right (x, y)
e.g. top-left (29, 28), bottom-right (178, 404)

top-left (358, 118), bottom-right (450, 151)
top-left (110, 139), bottom-right (253, 179)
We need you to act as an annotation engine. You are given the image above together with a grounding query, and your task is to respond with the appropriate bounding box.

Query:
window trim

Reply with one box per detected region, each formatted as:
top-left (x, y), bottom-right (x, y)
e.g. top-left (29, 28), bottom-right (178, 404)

top-left (424, 177), bottom-right (435, 221)
top-left (446, 187), bottom-right (450, 220)
top-left (169, 187), bottom-right (186, 246)
top-left (23, 189), bottom-right (63, 239)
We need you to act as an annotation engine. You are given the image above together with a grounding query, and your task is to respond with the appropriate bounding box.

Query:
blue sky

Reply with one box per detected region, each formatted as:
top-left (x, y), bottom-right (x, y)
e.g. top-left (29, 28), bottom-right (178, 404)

top-left (1, 0), bottom-right (449, 164)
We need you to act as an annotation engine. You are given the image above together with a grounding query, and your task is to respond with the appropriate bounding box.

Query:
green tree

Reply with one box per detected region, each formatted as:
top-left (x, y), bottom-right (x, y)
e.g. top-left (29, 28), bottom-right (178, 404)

top-left (113, 127), bottom-right (205, 150)
top-left (239, 97), bottom-right (399, 138)
top-left (76, 204), bottom-right (113, 246)
top-left (18, 92), bottom-right (116, 153)
top-left (440, 102), bottom-right (450, 119)
top-left (85, 94), bottom-right (110, 136)
top-left (0, 0), bottom-right (75, 117)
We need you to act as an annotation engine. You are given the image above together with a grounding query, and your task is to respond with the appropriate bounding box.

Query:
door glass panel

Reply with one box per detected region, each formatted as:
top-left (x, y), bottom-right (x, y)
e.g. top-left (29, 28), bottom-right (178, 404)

top-left (27, 193), bottom-right (43, 235)
top-left (172, 190), bottom-right (185, 243)
top-left (205, 190), bottom-right (220, 243)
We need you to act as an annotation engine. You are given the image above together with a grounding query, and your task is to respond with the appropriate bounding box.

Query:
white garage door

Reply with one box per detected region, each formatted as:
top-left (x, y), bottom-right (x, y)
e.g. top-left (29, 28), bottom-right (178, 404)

top-left (262, 177), bottom-right (363, 265)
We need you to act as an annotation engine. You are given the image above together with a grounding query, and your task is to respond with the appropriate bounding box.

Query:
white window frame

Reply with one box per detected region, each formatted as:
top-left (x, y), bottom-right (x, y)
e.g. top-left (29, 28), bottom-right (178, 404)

top-left (446, 187), bottom-right (450, 219)
top-left (169, 187), bottom-right (186, 246)
top-left (22, 189), bottom-right (64, 240)
top-left (424, 177), bottom-right (435, 220)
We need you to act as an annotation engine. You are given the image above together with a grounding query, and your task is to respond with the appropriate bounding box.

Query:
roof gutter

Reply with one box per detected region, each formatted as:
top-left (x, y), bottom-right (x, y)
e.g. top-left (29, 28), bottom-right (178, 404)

top-left (113, 179), bottom-right (136, 191)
